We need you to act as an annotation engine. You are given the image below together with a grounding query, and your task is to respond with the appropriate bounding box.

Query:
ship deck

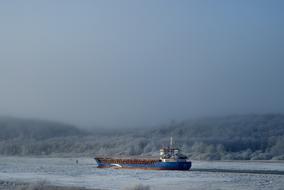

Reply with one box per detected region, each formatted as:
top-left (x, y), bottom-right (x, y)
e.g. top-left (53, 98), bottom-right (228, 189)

top-left (95, 156), bottom-right (160, 164)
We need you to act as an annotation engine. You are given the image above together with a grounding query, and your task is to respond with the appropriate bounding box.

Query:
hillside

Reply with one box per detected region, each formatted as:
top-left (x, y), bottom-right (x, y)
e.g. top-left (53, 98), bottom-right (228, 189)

top-left (0, 114), bottom-right (283, 160)
top-left (0, 116), bottom-right (86, 140)
top-left (147, 114), bottom-right (284, 160)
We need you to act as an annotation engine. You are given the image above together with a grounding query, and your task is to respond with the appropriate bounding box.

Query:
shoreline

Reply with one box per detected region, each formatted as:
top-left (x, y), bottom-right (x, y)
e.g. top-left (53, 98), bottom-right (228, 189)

top-left (0, 180), bottom-right (103, 190)
top-left (0, 180), bottom-right (150, 190)
top-left (0, 155), bottom-right (283, 164)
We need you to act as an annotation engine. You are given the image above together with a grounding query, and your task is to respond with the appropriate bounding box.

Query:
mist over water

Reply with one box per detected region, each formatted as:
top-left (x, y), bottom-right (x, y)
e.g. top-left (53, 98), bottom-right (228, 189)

top-left (0, 1), bottom-right (284, 127)
top-left (1, 2), bottom-right (284, 190)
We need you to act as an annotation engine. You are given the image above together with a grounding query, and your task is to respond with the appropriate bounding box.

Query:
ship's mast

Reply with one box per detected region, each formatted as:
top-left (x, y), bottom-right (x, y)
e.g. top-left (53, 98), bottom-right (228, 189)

top-left (170, 137), bottom-right (173, 148)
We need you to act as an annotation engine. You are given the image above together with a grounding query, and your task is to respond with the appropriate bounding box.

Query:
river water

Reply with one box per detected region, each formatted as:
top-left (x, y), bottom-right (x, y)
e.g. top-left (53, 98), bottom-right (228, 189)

top-left (0, 157), bottom-right (283, 190)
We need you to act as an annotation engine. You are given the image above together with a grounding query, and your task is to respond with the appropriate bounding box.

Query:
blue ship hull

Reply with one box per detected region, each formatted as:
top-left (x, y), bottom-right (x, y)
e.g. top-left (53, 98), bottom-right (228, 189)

top-left (95, 158), bottom-right (191, 170)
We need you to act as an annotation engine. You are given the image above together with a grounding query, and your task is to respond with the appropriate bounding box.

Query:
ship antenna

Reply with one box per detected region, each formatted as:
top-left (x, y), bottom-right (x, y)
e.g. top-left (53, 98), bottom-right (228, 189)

top-left (170, 137), bottom-right (173, 148)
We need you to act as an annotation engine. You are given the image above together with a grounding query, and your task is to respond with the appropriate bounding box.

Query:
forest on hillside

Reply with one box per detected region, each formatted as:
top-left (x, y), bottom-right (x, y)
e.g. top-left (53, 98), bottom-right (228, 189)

top-left (0, 114), bottom-right (283, 160)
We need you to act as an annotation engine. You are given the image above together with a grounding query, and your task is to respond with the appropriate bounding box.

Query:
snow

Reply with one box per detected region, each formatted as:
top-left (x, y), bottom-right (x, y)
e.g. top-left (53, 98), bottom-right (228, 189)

top-left (0, 157), bottom-right (283, 190)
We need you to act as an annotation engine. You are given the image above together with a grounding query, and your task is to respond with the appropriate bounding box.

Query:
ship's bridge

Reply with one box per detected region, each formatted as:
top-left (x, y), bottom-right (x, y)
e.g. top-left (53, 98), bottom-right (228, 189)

top-left (159, 137), bottom-right (188, 162)
top-left (160, 147), bottom-right (188, 161)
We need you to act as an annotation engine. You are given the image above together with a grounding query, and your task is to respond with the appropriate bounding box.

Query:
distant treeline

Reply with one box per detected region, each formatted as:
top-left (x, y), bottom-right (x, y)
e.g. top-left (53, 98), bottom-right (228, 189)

top-left (0, 114), bottom-right (283, 160)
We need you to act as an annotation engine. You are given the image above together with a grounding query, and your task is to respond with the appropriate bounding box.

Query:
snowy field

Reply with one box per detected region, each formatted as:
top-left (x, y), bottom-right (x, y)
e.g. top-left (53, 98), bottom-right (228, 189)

top-left (0, 157), bottom-right (283, 190)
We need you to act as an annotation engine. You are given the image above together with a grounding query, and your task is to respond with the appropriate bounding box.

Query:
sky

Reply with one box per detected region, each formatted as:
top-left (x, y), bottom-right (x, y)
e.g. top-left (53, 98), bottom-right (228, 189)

top-left (0, 0), bottom-right (284, 127)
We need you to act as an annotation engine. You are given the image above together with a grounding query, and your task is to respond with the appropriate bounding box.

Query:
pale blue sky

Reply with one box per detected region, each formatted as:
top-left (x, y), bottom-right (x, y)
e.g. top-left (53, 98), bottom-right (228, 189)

top-left (0, 0), bottom-right (283, 127)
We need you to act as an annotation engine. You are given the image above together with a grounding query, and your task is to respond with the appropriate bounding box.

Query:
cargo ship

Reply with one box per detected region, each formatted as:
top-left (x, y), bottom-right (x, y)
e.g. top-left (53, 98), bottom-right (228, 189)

top-left (94, 138), bottom-right (191, 170)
